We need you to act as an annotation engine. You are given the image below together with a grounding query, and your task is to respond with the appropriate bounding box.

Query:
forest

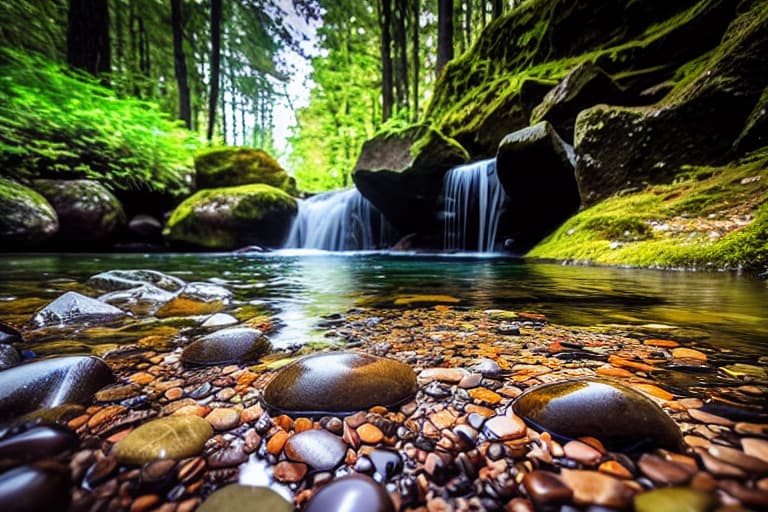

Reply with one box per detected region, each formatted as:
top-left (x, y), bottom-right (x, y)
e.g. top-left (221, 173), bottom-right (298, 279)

top-left (0, 0), bottom-right (514, 193)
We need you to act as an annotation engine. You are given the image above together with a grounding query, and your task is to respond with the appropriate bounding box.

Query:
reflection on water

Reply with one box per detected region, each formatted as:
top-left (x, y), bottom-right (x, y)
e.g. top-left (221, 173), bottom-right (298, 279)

top-left (0, 251), bottom-right (766, 350)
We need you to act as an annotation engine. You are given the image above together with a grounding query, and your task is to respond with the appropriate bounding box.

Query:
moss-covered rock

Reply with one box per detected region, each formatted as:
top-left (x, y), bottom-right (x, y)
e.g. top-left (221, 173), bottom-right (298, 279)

top-left (194, 147), bottom-right (297, 195)
top-left (496, 122), bottom-right (580, 250)
top-left (425, 0), bottom-right (740, 157)
top-left (163, 184), bottom-right (297, 250)
top-left (32, 179), bottom-right (126, 247)
top-left (574, 2), bottom-right (768, 205)
top-left (352, 124), bottom-right (469, 234)
top-left (0, 177), bottom-right (58, 246)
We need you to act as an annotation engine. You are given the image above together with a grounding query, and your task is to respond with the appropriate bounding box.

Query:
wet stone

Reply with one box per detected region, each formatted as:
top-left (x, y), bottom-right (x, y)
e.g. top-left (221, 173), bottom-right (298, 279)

top-left (273, 461), bottom-right (307, 483)
top-left (560, 469), bottom-right (634, 508)
top-left (304, 474), bottom-right (395, 512)
top-left (0, 461), bottom-right (71, 512)
top-left (114, 415), bottom-right (213, 465)
top-left (418, 368), bottom-right (468, 383)
top-left (197, 484), bottom-right (292, 512)
top-left (369, 449), bottom-right (404, 481)
top-left (205, 407), bottom-right (241, 431)
top-left (182, 327), bottom-right (271, 366)
top-left (31, 291), bottom-right (126, 328)
top-left (0, 355), bottom-right (115, 422)
top-left (284, 429), bottom-right (346, 470)
top-left (483, 414), bottom-right (527, 441)
top-left (202, 313), bottom-right (239, 328)
top-left (638, 453), bottom-right (693, 485)
top-left (264, 352), bottom-right (417, 415)
top-left (0, 343), bottom-right (21, 370)
top-left (742, 437), bottom-right (768, 463)
top-left (87, 270), bottom-right (185, 293)
top-left (98, 284), bottom-right (175, 315)
top-left (522, 470), bottom-right (573, 507)
top-left (634, 487), bottom-right (714, 512)
top-left (512, 378), bottom-right (684, 451)
top-left (0, 423), bottom-right (78, 463)
top-left (563, 440), bottom-right (603, 466)
top-left (156, 282), bottom-right (233, 318)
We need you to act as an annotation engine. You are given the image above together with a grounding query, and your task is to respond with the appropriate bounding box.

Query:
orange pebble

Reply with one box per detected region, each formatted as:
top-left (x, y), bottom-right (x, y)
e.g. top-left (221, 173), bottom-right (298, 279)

top-left (357, 423), bottom-right (384, 444)
top-left (294, 417), bottom-right (313, 433)
top-left (266, 430), bottom-right (289, 455)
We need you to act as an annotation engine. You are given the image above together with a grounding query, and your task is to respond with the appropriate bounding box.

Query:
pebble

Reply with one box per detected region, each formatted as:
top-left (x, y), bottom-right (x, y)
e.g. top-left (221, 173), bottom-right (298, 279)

top-left (181, 327), bottom-right (271, 366)
top-left (113, 415), bottom-right (213, 464)
top-left (742, 437), bottom-right (768, 463)
top-left (688, 408), bottom-right (735, 427)
top-left (637, 453), bottom-right (693, 485)
top-left (304, 474), bottom-right (395, 512)
top-left (31, 291), bottom-right (126, 327)
top-left (266, 431), bottom-right (289, 456)
top-left (522, 470), bottom-right (572, 507)
top-left (205, 408), bottom-right (241, 431)
top-left (634, 487), bottom-right (714, 512)
top-left (197, 484), bottom-right (292, 512)
top-left (708, 444), bottom-right (768, 473)
top-left (483, 414), bottom-right (527, 441)
top-left (284, 429), bottom-right (346, 470)
top-left (468, 387), bottom-right (503, 405)
top-left (418, 368), bottom-right (468, 383)
top-left (598, 460), bottom-right (633, 479)
top-left (560, 469), bottom-right (634, 508)
top-left (563, 440), bottom-right (602, 466)
top-left (458, 373), bottom-right (483, 388)
top-left (273, 461), bottom-right (308, 483)
top-left (357, 423), bottom-right (384, 444)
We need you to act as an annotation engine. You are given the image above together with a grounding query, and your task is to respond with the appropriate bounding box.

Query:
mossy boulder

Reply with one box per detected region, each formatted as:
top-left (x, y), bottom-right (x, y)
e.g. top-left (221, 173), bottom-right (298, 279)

top-left (425, 0), bottom-right (740, 157)
top-left (33, 179), bottom-right (126, 247)
top-left (352, 124), bottom-right (469, 235)
top-left (163, 184), bottom-right (297, 250)
top-left (574, 2), bottom-right (768, 205)
top-left (530, 63), bottom-right (626, 143)
top-left (194, 147), bottom-right (297, 195)
top-left (0, 177), bottom-right (58, 247)
top-left (496, 122), bottom-right (581, 251)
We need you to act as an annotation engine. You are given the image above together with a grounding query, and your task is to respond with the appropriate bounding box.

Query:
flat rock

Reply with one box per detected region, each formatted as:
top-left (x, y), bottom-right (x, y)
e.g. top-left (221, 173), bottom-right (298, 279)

top-left (198, 484), bottom-right (292, 512)
top-left (114, 415), bottom-right (213, 464)
top-left (0, 355), bottom-right (115, 422)
top-left (31, 291), bottom-right (126, 328)
top-left (264, 352), bottom-right (417, 415)
top-left (156, 282), bottom-right (233, 318)
top-left (512, 378), bottom-right (684, 451)
top-left (305, 474), bottom-right (395, 512)
top-left (284, 429), bottom-right (346, 470)
top-left (181, 327), bottom-right (271, 366)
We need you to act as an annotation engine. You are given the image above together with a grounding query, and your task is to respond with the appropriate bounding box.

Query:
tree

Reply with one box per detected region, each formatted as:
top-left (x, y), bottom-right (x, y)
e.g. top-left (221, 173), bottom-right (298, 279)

top-left (411, 0), bottom-right (420, 121)
top-left (436, 0), bottom-right (453, 74)
top-left (207, 0), bottom-right (221, 141)
top-left (170, 0), bottom-right (191, 129)
top-left (492, 0), bottom-right (504, 19)
top-left (381, 0), bottom-right (394, 122)
top-left (393, 0), bottom-right (409, 112)
top-left (67, 0), bottom-right (111, 77)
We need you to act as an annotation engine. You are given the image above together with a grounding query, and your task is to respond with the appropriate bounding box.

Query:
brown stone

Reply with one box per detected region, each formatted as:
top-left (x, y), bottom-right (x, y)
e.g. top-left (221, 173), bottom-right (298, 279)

top-left (205, 408), bottom-right (241, 431)
top-left (294, 417), bottom-right (313, 433)
top-left (418, 368), bottom-right (468, 383)
top-left (598, 460), bottom-right (633, 479)
top-left (357, 423), bottom-right (385, 444)
top-left (709, 444), bottom-right (768, 473)
top-left (742, 437), bottom-right (768, 464)
top-left (273, 461), bottom-right (308, 483)
top-left (560, 469), bottom-right (635, 508)
top-left (638, 453), bottom-right (693, 485)
top-left (564, 440), bottom-right (602, 466)
top-left (266, 431), bottom-right (289, 456)
top-left (484, 414), bottom-right (527, 441)
top-left (468, 388), bottom-right (503, 405)
top-left (688, 408), bottom-right (735, 427)
top-left (522, 470), bottom-right (572, 506)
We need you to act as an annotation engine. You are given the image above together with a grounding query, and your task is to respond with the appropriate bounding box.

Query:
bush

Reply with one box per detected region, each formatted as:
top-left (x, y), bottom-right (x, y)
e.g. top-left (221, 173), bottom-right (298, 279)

top-left (0, 49), bottom-right (198, 196)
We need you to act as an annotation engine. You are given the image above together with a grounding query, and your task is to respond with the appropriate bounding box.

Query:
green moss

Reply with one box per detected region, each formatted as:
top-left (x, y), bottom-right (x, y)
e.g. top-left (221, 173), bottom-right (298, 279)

top-left (528, 147), bottom-right (768, 271)
top-left (194, 147), bottom-right (296, 194)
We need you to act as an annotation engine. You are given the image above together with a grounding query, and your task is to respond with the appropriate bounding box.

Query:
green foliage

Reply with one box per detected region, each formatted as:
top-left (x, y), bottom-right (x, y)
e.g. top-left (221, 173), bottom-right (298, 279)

top-left (0, 50), bottom-right (198, 195)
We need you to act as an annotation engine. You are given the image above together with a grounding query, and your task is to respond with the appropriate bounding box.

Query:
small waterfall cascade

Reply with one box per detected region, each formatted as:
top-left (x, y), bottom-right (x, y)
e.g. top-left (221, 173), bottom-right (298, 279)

top-left (443, 158), bottom-right (506, 252)
top-left (285, 188), bottom-right (395, 251)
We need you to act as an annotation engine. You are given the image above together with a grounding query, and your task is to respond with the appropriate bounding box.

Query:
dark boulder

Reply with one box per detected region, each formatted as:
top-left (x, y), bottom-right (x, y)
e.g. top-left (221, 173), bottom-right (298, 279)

top-left (352, 124), bottom-right (469, 236)
top-left (530, 63), bottom-right (626, 142)
top-left (181, 327), bottom-right (271, 366)
top-left (0, 177), bottom-right (58, 247)
top-left (32, 179), bottom-right (126, 248)
top-left (574, 3), bottom-right (768, 204)
top-left (496, 122), bottom-right (581, 250)
top-left (0, 355), bottom-right (115, 422)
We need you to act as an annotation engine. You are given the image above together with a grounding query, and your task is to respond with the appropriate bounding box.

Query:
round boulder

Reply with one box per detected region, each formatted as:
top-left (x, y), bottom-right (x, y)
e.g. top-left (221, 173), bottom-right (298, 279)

top-left (264, 352), bottom-right (417, 415)
top-left (194, 146), bottom-right (297, 194)
top-left (0, 177), bottom-right (58, 247)
top-left (181, 327), bottom-right (271, 366)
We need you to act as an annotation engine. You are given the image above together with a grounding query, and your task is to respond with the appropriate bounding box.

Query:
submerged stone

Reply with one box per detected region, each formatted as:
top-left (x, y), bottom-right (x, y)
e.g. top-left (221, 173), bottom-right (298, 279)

top-left (113, 415), bottom-right (213, 464)
top-left (155, 282), bottom-right (233, 318)
top-left (181, 327), bottom-right (271, 366)
top-left (284, 429), bottom-right (346, 470)
top-left (0, 344), bottom-right (21, 370)
top-left (98, 284), bottom-right (176, 315)
top-left (198, 484), bottom-right (292, 512)
top-left (511, 378), bottom-right (684, 451)
top-left (31, 291), bottom-right (126, 328)
top-left (87, 269), bottom-right (185, 293)
top-left (263, 352), bottom-right (417, 415)
top-left (0, 356), bottom-right (115, 422)
top-left (0, 462), bottom-right (71, 512)
top-left (304, 474), bottom-right (395, 512)
top-left (0, 424), bottom-right (78, 463)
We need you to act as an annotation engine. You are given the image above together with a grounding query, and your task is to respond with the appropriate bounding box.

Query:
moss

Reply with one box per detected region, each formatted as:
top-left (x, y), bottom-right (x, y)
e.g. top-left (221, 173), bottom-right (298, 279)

top-left (0, 176), bottom-right (58, 243)
top-left (194, 147), bottom-right (296, 195)
top-left (528, 147), bottom-right (768, 271)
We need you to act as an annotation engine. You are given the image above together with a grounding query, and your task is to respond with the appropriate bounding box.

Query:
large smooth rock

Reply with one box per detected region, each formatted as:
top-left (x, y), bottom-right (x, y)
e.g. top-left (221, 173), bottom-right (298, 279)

top-left (495, 122), bottom-right (581, 251)
top-left (113, 415), bottom-right (213, 464)
top-left (31, 291), bottom-right (126, 328)
top-left (0, 424), bottom-right (78, 463)
top-left (32, 179), bottom-right (125, 247)
top-left (530, 62), bottom-right (626, 142)
top-left (0, 355), bottom-right (114, 422)
top-left (198, 484), bottom-right (291, 512)
top-left (305, 474), bottom-right (395, 512)
top-left (163, 184), bottom-right (297, 250)
top-left (0, 462), bottom-right (71, 512)
top-left (352, 124), bottom-right (469, 235)
top-left (181, 327), bottom-right (271, 366)
top-left (264, 352), bottom-right (417, 415)
top-left (87, 269), bottom-right (185, 293)
top-left (98, 284), bottom-right (176, 315)
top-left (511, 378), bottom-right (684, 451)
top-left (0, 177), bottom-right (58, 247)
top-left (574, 3), bottom-right (768, 205)
top-left (194, 146), bottom-right (297, 194)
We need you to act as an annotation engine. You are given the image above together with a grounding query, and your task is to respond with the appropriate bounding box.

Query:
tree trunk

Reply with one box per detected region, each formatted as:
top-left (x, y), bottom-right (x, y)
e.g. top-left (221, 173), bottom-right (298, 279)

top-left (67, 0), bottom-right (111, 77)
top-left (492, 0), bottom-right (504, 18)
top-left (170, 0), bottom-right (191, 129)
top-left (380, 0), bottom-right (394, 122)
top-left (394, 0), bottom-right (409, 112)
top-left (411, 0), bottom-right (419, 122)
top-left (207, 0), bottom-right (222, 142)
top-left (436, 0), bottom-right (453, 74)
top-left (464, 0), bottom-right (472, 49)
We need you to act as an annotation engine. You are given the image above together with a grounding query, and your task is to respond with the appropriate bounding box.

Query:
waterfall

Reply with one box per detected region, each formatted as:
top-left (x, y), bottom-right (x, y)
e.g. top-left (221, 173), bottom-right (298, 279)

top-left (443, 158), bottom-right (506, 252)
top-left (285, 188), bottom-right (395, 251)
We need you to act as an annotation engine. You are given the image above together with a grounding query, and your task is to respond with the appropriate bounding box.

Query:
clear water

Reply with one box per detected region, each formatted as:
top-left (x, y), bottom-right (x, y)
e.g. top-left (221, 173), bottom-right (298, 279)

top-left (1, 251), bottom-right (766, 351)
